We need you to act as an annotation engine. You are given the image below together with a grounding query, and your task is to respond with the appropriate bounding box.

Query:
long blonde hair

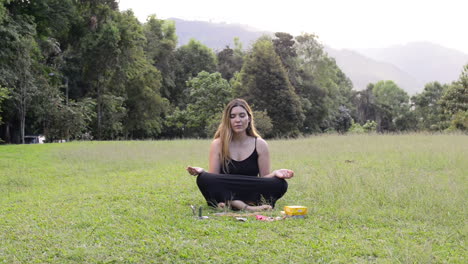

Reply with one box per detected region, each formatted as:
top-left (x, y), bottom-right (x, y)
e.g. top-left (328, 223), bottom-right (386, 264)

top-left (214, 99), bottom-right (261, 173)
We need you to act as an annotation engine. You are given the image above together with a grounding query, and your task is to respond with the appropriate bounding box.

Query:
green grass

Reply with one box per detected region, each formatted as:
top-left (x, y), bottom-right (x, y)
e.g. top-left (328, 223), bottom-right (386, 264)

top-left (0, 134), bottom-right (466, 263)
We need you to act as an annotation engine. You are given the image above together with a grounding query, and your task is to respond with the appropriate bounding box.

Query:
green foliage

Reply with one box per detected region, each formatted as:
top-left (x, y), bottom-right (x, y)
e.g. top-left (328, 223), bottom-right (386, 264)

top-left (173, 39), bottom-right (217, 107)
top-left (38, 95), bottom-right (96, 141)
top-left (78, 7), bottom-right (123, 139)
top-left (273, 32), bottom-right (297, 73)
top-left (372, 80), bottom-right (409, 116)
top-left (166, 71), bottom-right (233, 138)
top-left (352, 85), bottom-right (378, 124)
top-left (204, 113), bottom-right (221, 138)
top-left (334, 105), bottom-right (353, 133)
top-left (0, 85), bottom-right (10, 125)
top-left (238, 38), bottom-right (304, 137)
top-left (0, 11), bottom-right (41, 143)
top-left (216, 44), bottom-right (244, 81)
top-left (144, 15), bottom-right (177, 99)
top-left (0, 0), bottom-right (8, 22)
top-left (447, 110), bottom-right (468, 131)
top-left (362, 120), bottom-right (377, 132)
top-left (252, 110), bottom-right (273, 138)
top-left (294, 33), bottom-right (353, 133)
top-left (440, 64), bottom-right (468, 131)
top-left (440, 64), bottom-right (468, 116)
top-left (1, 0), bottom-right (466, 141)
top-left (123, 66), bottom-right (167, 139)
top-left (411, 82), bottom-right (448, 131)
top-left (372, 80), bottom-right (412, 131)
top-left (349, 119), bottom-right (378, 134)
top-left (348, 120), bottom-right (365, 133)
top-left (93, 94), bottom-right (126, 139)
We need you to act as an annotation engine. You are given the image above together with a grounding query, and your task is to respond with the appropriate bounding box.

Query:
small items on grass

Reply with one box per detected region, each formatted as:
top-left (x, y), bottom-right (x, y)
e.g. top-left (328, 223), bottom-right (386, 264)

top-left (190, 205), bottom-right (307, 221)
top-left (190, 205), bottom-right (209, 219)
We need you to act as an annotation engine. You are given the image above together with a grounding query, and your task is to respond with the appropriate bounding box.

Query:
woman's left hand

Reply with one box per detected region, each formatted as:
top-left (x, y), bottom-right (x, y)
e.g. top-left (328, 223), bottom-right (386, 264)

top-left (273, 169), bottom-right (294, 179)
top-left (187, 166), bottom-right (205, 176)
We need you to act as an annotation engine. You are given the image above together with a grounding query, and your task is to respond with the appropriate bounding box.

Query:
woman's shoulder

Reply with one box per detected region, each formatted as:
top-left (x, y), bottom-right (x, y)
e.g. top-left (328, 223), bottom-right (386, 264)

top-left (211, 138), bottom-right (222, 149)
top-left (255, 137), bottom-right (269, 153)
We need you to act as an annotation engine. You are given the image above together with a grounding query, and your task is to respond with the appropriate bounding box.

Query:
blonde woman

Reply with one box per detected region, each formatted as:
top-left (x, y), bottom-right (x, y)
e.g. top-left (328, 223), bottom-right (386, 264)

top-left (187, 98), bottom-right (293, 211)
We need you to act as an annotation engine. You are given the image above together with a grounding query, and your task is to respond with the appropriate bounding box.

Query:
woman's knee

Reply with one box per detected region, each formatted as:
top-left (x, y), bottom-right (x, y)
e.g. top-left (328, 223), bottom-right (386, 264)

top-left (196, 172), bottom-right (210, 189)
top-left (269, 177), bottom-right (288, 193)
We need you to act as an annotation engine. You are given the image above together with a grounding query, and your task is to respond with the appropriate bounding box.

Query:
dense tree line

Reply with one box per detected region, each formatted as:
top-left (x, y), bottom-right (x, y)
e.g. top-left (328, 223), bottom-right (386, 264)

top-left (0, 1), bottom-right (466, 143)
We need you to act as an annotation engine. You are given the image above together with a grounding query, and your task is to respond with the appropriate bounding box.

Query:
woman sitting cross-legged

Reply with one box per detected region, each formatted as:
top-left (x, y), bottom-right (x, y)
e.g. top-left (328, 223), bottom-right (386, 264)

top-left (187, 98), bottom-right (294, 212)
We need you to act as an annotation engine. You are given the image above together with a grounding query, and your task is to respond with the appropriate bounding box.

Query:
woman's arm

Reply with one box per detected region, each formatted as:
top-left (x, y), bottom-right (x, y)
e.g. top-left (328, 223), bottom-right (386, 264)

top-left (257, 138), bottom-right (272, 177)
top-left (257, 138), bottom-right (294, 179)
top-left (187, 139), bottom-right (221, 176)
top-left (208, 138), bottom-right (222, 173)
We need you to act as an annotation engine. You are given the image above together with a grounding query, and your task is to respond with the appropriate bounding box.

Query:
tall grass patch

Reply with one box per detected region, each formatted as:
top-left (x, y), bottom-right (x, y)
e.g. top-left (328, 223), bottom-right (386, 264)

top-left (0, 135), bottom-right (466, 263)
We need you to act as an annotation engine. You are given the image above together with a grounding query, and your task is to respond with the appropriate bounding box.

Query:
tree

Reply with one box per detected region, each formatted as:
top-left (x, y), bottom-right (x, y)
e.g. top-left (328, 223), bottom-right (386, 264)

top-left (217, 44), bottom-right (244, 81)
top-left (0, 0), bottom-right (10, 22)
top-left (76, 8), bottom-right (169, 139)
top-left (166, 71), bottom-right (233, 137)
top-left (78, 4), bottom-right (124, 139)
top-left (0, 13), bottom-right (40, 143)
top-left (0, 85), bottom-right (10, 126)
top-left (294, 33), bottom-right (353, 133)
top-left (124, 66), bottom-right (167, 139)
top-left (440, 64), bottom-right (468, 130)
top-left (352, 84), bottom-right (378, 124)
top-left (237, 38), bottom-right (303, 136)
top-left (32, 84), bottom-right (95, 141)
top-left (144, 15), bottom-right (177, 99)
top-left (411, 82), bottom-right (448, 130)
top-left (372, 80), bottom-right (412, 131)
top-left (111, 11), bottom-right (168, 139)
top-left (173, 39), bottom-right (217, 107)
top-left (334, 105), bottom-right (352, 133)
top-left (273, 32), bottom-right (296, 70)
top-left (440, 65), bottom-right (468, 115)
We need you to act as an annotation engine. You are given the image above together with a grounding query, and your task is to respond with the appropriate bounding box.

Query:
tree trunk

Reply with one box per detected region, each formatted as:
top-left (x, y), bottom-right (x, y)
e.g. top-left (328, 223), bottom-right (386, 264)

top-left (20, 91), bottom-right (26, 144)
top-left (97, 85), bottom-right (102, 140)
top-left (5, 123), bottom-right (11, 143)
top-left (20, 108), bottom-right (25, 144)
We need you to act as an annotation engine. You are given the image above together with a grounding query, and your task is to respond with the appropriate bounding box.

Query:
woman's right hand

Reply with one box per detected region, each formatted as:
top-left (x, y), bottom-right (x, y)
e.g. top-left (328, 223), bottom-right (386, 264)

top-left (273, 169), bottom-right (294, 179)
top-left (186, 166), bottom-right (205, 176)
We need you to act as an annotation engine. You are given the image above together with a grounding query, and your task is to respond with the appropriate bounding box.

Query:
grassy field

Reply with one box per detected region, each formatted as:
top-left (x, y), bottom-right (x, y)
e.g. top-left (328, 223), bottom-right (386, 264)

top-left (0, 134), bottom-right (466, 263)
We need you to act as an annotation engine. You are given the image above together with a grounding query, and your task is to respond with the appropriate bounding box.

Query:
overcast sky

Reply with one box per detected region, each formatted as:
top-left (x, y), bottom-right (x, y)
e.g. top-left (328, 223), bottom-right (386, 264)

top-left (118, 0), bottom-right (468, 54)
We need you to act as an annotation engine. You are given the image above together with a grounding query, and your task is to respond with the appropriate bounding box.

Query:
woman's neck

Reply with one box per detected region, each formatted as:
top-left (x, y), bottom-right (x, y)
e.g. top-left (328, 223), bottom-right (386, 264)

top-left (231, 131), bottom-right (249, 143)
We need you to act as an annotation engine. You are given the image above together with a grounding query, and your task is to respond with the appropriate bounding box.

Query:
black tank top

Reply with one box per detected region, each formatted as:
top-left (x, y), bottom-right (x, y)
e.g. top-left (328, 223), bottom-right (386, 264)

top-left (221, 138), bottom-right (259, 177)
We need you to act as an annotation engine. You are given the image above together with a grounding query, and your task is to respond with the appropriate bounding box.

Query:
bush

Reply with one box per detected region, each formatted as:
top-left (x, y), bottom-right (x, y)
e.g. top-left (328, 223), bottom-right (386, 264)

top-left (448, 110), bottom-right (468, 132)
top-left (348, 120), bottom-right (365, 133)
top-left (253, 110), bottom-right (273, 138)
top-left (363, 120), bottom-right (378, 132)
top-left (204, 114), bottom-right (221, 137)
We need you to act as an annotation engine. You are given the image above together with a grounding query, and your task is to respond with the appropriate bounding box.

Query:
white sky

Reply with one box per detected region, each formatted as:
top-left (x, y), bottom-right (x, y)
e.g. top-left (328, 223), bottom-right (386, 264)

top-left (118, 0), bottom-right (468, 54)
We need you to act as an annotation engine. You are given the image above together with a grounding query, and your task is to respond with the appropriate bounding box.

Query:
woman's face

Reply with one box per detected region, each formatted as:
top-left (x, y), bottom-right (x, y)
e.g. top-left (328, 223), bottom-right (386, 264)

top-left (229, 106), bottom-right (250, 134)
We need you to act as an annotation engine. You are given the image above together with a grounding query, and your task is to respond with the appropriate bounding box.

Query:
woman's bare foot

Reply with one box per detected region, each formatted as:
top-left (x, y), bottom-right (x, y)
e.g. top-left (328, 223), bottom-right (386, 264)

top-left (244, 205), bottom-right (272, 212)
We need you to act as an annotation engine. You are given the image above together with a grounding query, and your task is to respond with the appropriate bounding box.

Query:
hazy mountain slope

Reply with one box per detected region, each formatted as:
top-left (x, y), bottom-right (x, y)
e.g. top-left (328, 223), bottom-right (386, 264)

top-left (325, 47), bottom-right (423, 94)
top-left (357, 42), bottom-right (468, 85)
top-left (169, 18), bottom-right (268, 51)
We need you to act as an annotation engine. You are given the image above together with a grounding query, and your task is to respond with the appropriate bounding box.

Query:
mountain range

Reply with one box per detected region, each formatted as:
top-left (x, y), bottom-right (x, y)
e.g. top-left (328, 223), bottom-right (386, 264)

top-left (169, 18), bottom-right (468, 95)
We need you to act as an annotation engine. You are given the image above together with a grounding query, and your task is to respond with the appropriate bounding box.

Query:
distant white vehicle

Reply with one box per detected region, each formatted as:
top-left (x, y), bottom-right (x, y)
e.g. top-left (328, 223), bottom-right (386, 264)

top-left (24, 135), bottom-right (46, 144)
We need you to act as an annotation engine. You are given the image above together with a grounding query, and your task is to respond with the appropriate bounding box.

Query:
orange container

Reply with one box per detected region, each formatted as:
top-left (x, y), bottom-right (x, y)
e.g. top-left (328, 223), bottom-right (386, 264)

top-left (284, 206), bottom-right (308, 216)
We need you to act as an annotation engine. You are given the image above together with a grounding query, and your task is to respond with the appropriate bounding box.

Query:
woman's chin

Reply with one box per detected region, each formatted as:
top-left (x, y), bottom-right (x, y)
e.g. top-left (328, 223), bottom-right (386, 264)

top-left (232, 128), bottom-right (246, 134)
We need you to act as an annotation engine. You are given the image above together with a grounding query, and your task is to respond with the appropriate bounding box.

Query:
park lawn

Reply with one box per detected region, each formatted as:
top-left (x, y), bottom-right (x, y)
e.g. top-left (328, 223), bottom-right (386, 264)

top-left (0, 134), bottom-right (466, 263)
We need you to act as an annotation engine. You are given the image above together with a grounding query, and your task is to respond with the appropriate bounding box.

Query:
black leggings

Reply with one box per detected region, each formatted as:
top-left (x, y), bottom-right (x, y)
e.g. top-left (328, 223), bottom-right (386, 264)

top-left (196, 172), bottom-right (288, 208)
